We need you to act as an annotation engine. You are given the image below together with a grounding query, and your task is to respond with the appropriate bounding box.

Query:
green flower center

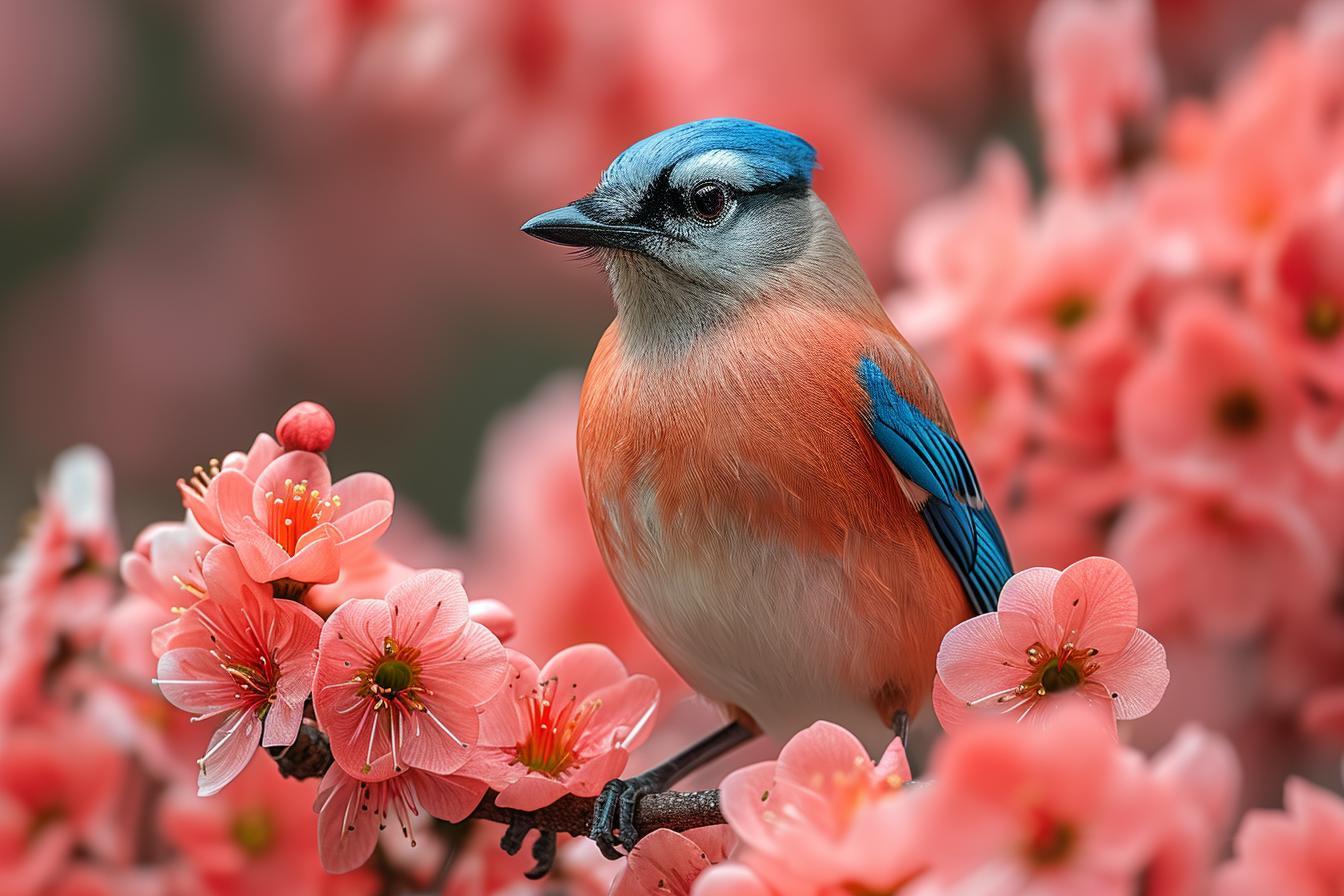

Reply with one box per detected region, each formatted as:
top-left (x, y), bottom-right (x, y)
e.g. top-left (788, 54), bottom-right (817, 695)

top-left (1305, 295), bottom-right (1342, 342)
top-left (1039, 661), bottom-right (1082, 693)
top-left (231, 809), bottom-right (275, 858)
top-left (1052, 293), bottom-right (1094, 330)
top-left (373, 659), bottom-right (415, 693)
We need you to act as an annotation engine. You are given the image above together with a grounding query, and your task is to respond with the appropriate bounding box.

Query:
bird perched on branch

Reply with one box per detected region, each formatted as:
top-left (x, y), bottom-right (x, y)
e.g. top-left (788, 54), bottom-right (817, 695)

top-left (522, 118), bottom-right (1011, 862)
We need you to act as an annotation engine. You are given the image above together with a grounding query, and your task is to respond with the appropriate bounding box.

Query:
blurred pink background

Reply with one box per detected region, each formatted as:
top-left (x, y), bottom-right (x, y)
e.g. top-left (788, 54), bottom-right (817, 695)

top-left (0, 0), bottom-right (1304, 545)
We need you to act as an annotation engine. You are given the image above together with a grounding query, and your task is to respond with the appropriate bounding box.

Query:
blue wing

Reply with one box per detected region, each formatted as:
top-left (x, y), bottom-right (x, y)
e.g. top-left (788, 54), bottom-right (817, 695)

top-left (858, 357), bottom-right (1012, 615)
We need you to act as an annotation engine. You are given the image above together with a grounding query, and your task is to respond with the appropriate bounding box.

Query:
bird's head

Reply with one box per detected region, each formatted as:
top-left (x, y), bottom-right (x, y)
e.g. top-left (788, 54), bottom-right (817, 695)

top-left (522, 119), bottom-right (871, 354)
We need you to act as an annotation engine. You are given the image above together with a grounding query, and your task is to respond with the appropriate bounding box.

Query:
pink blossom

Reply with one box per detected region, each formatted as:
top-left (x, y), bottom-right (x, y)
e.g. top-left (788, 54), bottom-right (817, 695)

top-left (1215, 777), bottom-right (1344, 895)
top-left (1145, 725), bottom-right (1242, 896)
top-left (1119, 297), bottom-right (1301, 489)
top-left (313, 569), bottom-right (507, 781)
top-left (893, 145), bottom-right (1031, 332)
top-left (474, 644), bottom-right (658, 811)
top-left (2, 445), bottom-right (119, 645)
top-left (1255, 205), bottom-right (1344, 398)
top-left (155, 545), bottom-right (324, 796)
top-left (161, 751), bottom-right (377, 896)
top-left (176, 433), bottom-right (283, 542)
top-left (934, 557), bottom-right (1169, 734)
top-left (611, 826), bottom-right (733, 896)
top-left (120, 519), bottom-right (219, 657)
top-left (1029, 0), bottom-right (1163, 187)
top-left (313, 758), bottom-right (489, 874)
top-left (214, 449), bottom-right (394, 588)
top-left (276, 400), bottom-right (337, 453)
top-left (0, 716), bottom-right (124, 896)
top-left (922, 707), bottom-right (1164, 893)
top-left (1110, 485), bottom-right (1332, 639)
top-left (715, 721), bottom-right (923, 894)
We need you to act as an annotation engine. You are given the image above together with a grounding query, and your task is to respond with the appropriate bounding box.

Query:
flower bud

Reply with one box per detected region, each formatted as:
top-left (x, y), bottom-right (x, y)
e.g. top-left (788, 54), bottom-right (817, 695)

top-left (276, 401), bottom-right (336, 453)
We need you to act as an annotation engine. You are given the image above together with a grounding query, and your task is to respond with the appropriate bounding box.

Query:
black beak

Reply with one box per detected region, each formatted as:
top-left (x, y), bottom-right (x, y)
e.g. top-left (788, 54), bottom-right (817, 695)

top-left (520, 203), bottom-right (660, 251)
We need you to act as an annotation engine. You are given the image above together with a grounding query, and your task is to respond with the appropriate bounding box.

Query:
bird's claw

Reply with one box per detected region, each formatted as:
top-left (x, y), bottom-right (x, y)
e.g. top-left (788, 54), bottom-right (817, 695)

top-left (501, 820), bottom-right (558, 879)
top-left (590, 773), bottom-right (659, 858)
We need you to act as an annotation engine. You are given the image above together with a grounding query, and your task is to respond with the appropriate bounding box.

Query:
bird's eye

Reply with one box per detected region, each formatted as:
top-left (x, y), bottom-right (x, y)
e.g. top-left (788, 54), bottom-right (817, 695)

top-left (689, 181), bottom-right (729, 224)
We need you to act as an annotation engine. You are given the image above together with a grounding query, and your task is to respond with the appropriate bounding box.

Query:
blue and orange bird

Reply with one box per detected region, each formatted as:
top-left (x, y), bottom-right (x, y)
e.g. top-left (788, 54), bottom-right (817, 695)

top-left (522, 119), bottom-right (1012, 862)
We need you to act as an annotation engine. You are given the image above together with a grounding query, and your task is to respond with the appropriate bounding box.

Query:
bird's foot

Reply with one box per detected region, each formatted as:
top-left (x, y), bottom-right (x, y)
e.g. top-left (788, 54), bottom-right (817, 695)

top-left (589, 771), bottom-right (663, 859)
top-left (500, 818), bottom-right (558, 879)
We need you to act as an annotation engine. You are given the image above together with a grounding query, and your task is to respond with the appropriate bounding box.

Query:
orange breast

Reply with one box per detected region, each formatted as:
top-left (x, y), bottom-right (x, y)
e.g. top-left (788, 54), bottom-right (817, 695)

top-left (577, 301), bottom-right (970, 716)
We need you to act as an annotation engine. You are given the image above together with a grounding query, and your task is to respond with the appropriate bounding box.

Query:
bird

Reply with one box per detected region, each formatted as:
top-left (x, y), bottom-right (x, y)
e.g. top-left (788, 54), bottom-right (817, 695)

top-left (521, 118), bottom-right (1012, 865)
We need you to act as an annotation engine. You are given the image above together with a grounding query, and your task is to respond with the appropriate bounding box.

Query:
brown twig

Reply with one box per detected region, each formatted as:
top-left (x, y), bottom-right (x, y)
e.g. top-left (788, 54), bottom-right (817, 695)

top-left (269, 721), bottom-right (725, 836)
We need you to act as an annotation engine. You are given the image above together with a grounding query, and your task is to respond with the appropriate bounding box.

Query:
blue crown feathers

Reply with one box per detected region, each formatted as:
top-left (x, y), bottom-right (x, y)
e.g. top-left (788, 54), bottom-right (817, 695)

top-left (604, 118), bottom-right (818, 192)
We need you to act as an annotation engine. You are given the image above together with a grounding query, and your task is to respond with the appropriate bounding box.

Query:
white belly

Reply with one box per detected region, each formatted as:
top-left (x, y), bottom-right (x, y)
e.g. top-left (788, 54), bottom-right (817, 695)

top-left (600, 493), bottom-right (895, 754)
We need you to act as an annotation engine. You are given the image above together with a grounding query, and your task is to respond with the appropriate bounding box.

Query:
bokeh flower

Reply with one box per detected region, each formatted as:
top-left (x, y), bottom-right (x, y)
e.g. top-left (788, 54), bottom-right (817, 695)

top-left (921, 707), bottom-right (1162, 893)
top-left (1215, 776), bottom-right (1344, 895)
top-left (160, 751), bottom-right (376, 896)
top-left (714, 721), bottom-right (921, 894)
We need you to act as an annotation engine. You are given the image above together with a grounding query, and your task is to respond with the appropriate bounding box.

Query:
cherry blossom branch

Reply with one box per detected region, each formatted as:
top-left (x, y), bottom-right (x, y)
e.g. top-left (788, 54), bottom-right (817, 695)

top-left (269, 720), bottom-right (726, 836)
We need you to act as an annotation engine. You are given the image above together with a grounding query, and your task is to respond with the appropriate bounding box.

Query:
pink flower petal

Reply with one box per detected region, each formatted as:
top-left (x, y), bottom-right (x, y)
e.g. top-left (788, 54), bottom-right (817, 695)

top-left (620, 828), bottom-right (717, 896)
top-left (409, 768), bottom-right (488, 823)
top-left (932, 673), bottom-right (982, 732)
top-left (1054, 556), bottom-right (1139, 655)
top-left (936, 613), bottom-right (1027, 702)
top-left (997, 566), bottom-right (1063, 648)
top-left (227, 518), bottom-right (295, 582)
top-left (156, 647), bottom-right (239, 715)
top-left (385, 569), bottom-right (469, 645)
top-left (563, 747), bottom-right (630, 797)
top-left (396, 697), bottom-right (478, 776)
top-left (692, 864), bottom-right (774, 896)
top-left (331, 471), bottom-right (394, 511)
top-left (495, 773), bottom-right (571, 811)
top-left (1096, 628), bottom-right (1169, 720)
top-left (775, 721), bottom-right (871, 784)
top-left (261, 695), bottom-right (304, 749)
top-left (268, 527), bottom-right (341, 584)
top-left (717, 761), bottom-right (779, 854)
top-left (197, 709), bottom-right (262, 796)
top-left (213, 470), bottom-right (258, 545)
top-left (468, 598), bottom-right (516, 642)
top-left (583, 674), bottom-right (660, 753)
top-left (1021, 687), bottom-right (1119, 737)
top-left (419, 621), bottom-right (509, 708)
top-left (333, 500), bottom-right (393, 556)
top-left (539, 643), bottom-right (630, 698)
top-left (874, 736), bottom-right (912, 782)
top-left (314, 765), bottom-right (380, 874)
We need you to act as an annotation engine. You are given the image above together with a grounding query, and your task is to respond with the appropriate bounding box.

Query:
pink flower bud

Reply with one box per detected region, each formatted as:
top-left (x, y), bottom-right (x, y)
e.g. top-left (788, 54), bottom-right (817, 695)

top-left (276, 401), bottom-right (336, 453)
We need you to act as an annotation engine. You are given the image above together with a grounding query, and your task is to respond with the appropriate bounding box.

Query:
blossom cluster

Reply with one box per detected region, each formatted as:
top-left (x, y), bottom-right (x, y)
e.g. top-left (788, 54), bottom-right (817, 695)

top-left (0, 404), bottom-right (662, 895)
top-left (889, 0), bottom-right (1344, 795)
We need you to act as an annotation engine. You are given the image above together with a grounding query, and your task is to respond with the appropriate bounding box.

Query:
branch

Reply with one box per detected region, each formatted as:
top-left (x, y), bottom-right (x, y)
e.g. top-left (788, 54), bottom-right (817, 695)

top-left (269, 720), bottom-right (726, 835)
